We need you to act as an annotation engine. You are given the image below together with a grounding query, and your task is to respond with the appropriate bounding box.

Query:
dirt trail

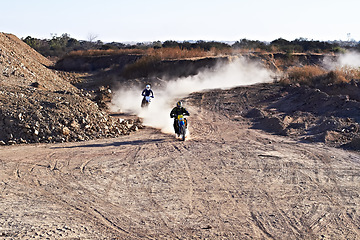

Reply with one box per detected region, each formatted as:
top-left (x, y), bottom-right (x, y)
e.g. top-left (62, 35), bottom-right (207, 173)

top-left (0, 104), bottom-right (359, 239)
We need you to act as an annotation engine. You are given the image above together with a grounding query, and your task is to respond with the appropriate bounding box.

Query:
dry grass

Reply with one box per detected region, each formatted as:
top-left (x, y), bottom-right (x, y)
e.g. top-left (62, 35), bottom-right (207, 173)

top-left (288, 66), bottom-right (325, 85)
top-left (68, 49), bottom-right (145, 57)
top-left (339, 66), bottom-right (360, 81)
top-left (280, 65), bottom-right (360, 87)
top-left (145, 47), bottom-right (213, 60)
top-left (66, 47), bottom-right (226, 60)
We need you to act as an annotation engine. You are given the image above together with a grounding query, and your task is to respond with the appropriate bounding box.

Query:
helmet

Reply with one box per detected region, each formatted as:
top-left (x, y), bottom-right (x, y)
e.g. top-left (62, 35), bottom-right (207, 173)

top-left (176, 101), bottom-right (182, 108)
top-left (146, 84), bottom-right (151, 90)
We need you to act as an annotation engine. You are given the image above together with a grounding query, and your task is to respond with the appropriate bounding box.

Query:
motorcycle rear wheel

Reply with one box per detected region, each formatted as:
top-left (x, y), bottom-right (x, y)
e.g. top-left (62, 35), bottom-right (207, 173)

top-left (141, 98), bottom-right (149, 108)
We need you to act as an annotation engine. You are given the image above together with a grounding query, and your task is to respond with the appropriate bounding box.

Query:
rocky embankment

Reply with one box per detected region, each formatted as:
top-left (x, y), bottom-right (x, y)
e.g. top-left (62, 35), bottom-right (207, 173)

top-left (187, 82), bottom-right (360, 150)
top-left (0, 85), bottom-right (142, 145)
top-left (0, 33), bottom-right (142, 145)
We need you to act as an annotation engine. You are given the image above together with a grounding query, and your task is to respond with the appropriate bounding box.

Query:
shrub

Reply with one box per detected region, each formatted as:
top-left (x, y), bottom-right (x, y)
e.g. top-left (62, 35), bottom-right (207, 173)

top-left (282, 65), bottom-right (326, 85)
top-left (315, 70), bottom-right (347, 85)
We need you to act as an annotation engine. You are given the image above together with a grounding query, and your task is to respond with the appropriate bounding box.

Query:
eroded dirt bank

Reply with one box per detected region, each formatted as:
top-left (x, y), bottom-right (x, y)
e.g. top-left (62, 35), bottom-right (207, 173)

top-left (1, 103), bottom-right (359, 239)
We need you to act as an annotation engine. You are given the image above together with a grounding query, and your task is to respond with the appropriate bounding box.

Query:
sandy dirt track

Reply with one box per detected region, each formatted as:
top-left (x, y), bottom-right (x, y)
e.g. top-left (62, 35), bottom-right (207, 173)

top-left (0, 104), bottom-right (360, 239)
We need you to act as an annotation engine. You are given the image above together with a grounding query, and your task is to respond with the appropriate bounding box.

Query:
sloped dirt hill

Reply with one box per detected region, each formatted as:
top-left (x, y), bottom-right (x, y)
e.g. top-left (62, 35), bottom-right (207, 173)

top-left (0, 33), bottom-right (76, 92)
top-left (0, 33), bottom-right (141, 145)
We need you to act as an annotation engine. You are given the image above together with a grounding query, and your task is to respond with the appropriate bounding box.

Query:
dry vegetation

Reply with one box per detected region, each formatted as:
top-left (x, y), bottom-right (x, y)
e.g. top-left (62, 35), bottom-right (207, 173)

top-left (281, 65), bottom-right (360, 87)
top-left (67, 48), bottom-right (145, 57)
top-left (67, 47), bottom-right (229, 60)
top-left (66, 47), bottom-right (270, 61)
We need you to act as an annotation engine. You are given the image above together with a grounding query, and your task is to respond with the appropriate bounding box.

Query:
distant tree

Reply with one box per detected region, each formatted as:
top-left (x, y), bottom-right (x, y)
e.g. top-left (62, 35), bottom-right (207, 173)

top-left (356, 43), bottom-right (360, 51)
top-left (23, 33), bottom-right (86, 58)
top-left (23, 36), bottom-right (41, 49)
top-left (66, 38), bottom-right (79, 48)
top-left (291, 38), bottom-right (335, 52)
top-left (232, 38), bottom-right (268, 51)
top-left (23, 34), bottom-right (357, 59)
top-left (87, 33), bottom-right (98, 43)
top-left (190, 40), bottom-right (230, 51)
top-left (136, 42), bottom-right (151, 50)
top-left (151, 41), bottom-right (162, 49)
top-left (162, 40), bottom-right (179, 48)
top-left (179, 41), bottom-right (192, 50)
top-left (101, 42), bottom-right (126, 50)
top-left (101, 43), bottom-right (120, 50)
top-left (331, 46), bottom-right (345, 53)
top-left (271, 38), bottom-right (290, 46)
top-left (270, 38), bottom-right (299, 52)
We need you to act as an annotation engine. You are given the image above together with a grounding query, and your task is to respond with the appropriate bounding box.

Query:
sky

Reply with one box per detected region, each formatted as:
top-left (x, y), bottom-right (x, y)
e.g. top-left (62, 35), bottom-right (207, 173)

top-left (1, 0), bottom-right (359, 43)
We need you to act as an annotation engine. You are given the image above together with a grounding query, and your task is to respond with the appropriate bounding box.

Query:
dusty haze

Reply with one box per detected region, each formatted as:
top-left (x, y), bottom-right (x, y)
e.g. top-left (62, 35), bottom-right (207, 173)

top-left (323, 51), bottom-right (360, 70)
top-left (111, 57), bottom-right (273, 133)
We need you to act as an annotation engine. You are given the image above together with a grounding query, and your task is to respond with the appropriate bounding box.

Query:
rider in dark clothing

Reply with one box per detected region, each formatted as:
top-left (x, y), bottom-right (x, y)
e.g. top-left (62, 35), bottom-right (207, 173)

top-left (170, 101), bottom-right (190, 135)
top-left (142, 85), bottom-right (154, 98)
top-left (141, 84), bottom-right (154, 107)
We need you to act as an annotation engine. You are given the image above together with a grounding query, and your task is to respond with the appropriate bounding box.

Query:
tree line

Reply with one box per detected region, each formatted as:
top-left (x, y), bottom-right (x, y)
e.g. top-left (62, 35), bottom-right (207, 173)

top-left (23, 34), bottom-right (360, 59)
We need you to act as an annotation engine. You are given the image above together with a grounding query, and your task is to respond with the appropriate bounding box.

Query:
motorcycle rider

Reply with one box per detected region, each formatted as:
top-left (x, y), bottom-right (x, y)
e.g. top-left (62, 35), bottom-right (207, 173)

top-left (170, 101), bottom-right (190, 136)
top-left (141, 84), bottom-right (154, 107)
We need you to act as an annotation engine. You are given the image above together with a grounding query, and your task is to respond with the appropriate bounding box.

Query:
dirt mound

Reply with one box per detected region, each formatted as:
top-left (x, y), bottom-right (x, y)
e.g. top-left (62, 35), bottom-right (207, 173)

top-left (0, 33), bottom-right (141, 145)
top-left (0, 33), bottom-right (75, 92)
top-left (187, 82), bottom-right (360, 150)
top-left (0, 85), bottom-right (143, 145)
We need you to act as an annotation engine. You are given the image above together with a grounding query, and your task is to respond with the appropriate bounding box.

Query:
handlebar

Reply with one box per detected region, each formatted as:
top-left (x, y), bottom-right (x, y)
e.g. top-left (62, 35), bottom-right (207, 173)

top-left (171, 114), bottom-right (189, 118)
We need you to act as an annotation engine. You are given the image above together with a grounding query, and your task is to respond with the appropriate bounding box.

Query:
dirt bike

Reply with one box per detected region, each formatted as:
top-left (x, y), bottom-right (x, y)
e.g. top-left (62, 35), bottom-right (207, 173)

top-left (177, 114), bottom-right (187, 141)
top-left (141, 96), bottom-right (153, 108)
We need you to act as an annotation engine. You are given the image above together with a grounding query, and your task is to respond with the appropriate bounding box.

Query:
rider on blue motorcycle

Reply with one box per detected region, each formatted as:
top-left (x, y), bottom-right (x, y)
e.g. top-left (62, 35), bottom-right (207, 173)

top-left (170, 101), bottom-right (190, 135)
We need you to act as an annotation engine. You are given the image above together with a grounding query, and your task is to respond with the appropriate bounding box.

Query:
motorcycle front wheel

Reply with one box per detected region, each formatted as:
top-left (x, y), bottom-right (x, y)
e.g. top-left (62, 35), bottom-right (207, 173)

top-left (180, 125), bottom-right (186, 141)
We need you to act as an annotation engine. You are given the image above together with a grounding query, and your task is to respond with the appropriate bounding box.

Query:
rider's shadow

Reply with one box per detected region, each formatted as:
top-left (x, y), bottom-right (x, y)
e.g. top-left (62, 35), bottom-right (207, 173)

top-left (50, 138), bottom-right (167, 149)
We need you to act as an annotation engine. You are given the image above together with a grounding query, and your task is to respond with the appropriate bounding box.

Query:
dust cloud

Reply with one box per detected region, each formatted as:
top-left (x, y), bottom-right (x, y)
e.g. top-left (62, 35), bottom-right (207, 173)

top-left (111, 57), bottom-right (273, 134)
top-left (338, 51), bottom-right (360, 68)
top-left (323, 51), bottom-right (360, 70)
